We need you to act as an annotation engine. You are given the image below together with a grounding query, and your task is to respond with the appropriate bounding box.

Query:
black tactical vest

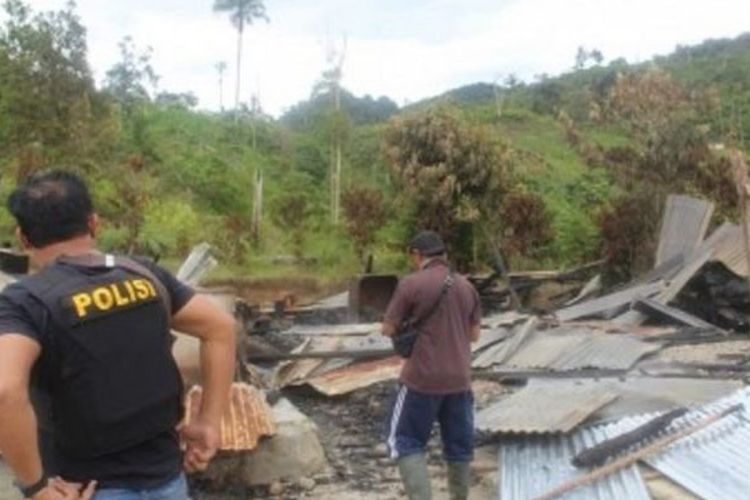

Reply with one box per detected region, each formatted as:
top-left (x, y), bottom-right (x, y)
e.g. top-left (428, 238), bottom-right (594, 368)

top-left (20, 256), bottom-right (183, 459)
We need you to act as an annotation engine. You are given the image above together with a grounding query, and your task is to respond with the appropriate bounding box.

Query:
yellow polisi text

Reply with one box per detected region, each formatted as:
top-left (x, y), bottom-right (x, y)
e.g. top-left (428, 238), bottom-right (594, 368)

top-left (71, 279), bottom-right (158, 318)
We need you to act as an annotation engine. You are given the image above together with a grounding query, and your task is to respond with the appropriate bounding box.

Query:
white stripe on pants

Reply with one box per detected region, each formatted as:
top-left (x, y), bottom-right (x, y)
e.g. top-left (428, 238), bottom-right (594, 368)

top-left (388, 385), bottom-right (408, 459)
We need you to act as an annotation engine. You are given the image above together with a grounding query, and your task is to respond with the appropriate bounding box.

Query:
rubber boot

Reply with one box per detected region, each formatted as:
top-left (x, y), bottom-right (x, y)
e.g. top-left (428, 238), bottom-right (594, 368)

top-left (397, 453), bottom-right (432, 500)
top-left (447, 461), bottom-right (471, 500)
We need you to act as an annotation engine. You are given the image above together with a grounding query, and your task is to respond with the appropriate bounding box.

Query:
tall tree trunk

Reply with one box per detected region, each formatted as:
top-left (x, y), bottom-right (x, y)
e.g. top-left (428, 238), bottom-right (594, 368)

top-left (235, 21), bottom-right (244, 122)
top-left (251, 168), bottom-right (263, 243)
top-left (334, 139), bottom-right (342, 223)
top-left (332, 82), bottom-right (342, 224)
top-left (328, 138), bottom-right (336, 223)
top-left (219, 73), bottom-right (224, 111)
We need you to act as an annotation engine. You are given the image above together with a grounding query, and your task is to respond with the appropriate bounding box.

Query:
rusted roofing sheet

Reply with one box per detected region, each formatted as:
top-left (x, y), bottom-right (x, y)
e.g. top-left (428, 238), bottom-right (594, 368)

top-left (272, 337), bottom-right (335, 388)
top-left (499, 424), bottom-right (651, 499)
top-left (185, 383), bottom-right (276, 452)
top-left (307, 356), bottom-right (403, 396)
top-left (655, 195), bottom-right (714, 266)
top-left (271, 334), bottom-right (393, 389)
top-left (603, 387), bottom-right (750, 499)
top-left (476, 380), bottom-right (617, 434)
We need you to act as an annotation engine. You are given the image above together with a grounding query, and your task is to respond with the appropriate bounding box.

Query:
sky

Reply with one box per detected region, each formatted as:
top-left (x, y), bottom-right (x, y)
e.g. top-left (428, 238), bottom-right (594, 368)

top-left (24, 0), bottom-right (750, 116)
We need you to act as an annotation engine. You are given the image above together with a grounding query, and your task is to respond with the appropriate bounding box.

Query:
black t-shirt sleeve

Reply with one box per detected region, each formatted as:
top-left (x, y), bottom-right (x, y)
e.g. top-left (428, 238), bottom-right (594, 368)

top-left (0, 283), bottom-right (43, 343)
top-left (135, 260), bottom-right (196, 315)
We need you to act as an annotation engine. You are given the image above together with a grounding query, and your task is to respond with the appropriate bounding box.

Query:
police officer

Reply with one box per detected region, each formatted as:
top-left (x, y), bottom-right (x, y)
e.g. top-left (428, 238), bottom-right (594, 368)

top-left (0, 171), bottom-right (236, 499)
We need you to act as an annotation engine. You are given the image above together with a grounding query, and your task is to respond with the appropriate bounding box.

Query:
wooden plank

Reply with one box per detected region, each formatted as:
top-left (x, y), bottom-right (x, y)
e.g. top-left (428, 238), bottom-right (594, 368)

top-left (573, 408), bottom-right (689, 467)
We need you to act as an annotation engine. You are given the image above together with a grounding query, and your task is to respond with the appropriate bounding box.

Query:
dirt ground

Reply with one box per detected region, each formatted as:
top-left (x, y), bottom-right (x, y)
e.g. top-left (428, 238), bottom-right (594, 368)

top-left (192, 380), bottom-right (501, 499)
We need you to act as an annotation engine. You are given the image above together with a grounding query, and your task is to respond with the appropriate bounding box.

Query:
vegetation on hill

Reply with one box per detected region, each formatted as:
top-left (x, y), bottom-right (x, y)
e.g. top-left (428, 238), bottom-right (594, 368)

top-left (1, 0), bottom-right (748, 282)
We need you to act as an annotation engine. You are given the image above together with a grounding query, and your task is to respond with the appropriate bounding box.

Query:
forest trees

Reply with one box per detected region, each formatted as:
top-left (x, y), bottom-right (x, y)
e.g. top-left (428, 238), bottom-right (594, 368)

top-left (0, 0), bottom-right (109, 170)
top-left (592, 69), bottom-right (735, 278)
top-left (341, 186), bottom-right (387, 264)
top-left (383, 106), bottom-right (552, 267)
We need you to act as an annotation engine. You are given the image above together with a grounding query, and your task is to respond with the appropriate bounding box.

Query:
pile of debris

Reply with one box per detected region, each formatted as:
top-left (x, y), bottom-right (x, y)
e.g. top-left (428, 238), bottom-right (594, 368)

top-left (469, 194), bottom-right (750, 499)
top-left (210, 193), bottom-right (750, 498)
top-left (5, 191), bottom-right (750, 499)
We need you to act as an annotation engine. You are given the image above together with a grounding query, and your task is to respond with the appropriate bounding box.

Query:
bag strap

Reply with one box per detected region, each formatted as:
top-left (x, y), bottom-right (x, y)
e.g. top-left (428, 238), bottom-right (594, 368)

top-left (57, 253), bottom-right (172, 317)
top-left (410, 272), bottom-right (455, 331)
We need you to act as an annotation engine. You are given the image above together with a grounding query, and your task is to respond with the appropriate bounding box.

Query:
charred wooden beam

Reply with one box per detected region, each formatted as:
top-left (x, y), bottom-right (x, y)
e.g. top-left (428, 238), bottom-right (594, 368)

top-left (572, 407), bottom-right (688, 468)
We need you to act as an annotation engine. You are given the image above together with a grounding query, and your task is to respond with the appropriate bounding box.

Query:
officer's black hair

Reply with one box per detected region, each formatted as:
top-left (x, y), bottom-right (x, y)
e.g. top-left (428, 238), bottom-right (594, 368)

top-left (7, 170), bottom-right (94, 248)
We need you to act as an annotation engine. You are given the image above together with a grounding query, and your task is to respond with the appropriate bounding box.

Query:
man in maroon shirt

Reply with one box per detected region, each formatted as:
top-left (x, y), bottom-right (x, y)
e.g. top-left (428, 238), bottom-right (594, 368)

top-left (382, 231), bottom-right (481, 500)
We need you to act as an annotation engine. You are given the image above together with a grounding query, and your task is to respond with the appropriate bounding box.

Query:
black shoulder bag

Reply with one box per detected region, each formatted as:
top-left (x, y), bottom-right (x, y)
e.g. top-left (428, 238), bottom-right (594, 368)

top-left (391, 272), bottom-right (455, 358)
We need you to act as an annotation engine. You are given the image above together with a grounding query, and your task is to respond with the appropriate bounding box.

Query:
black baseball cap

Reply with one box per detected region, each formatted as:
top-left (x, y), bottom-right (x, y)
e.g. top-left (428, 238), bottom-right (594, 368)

top-left (408, 230), bottom-right (446, 256)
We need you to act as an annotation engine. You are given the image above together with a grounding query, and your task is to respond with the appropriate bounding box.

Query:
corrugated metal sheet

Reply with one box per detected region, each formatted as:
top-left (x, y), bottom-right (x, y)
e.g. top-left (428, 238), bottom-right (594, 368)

top-left (473, 318), bottom-right (537, 369)
top-left (655, 195), bottom-right (714, 266)
top-left (555, 281), bottom-right (665, 322)
top-left (602, 387), bottom-right (750, 500)
top-left (631, 296), bottom-right (717, 329)
top-left (565, 274), bottom-right (602, 306)
top-left (176, 242), bottom-right (217, 286)
top-left (545, 334), bottom-right (661, 371)
top-left (481, 310), bottom-right (530, 328)
top-left (710, 223), bottom-right (747, 277)
top-left (471, 328), bottom-right (511, 354)
top-left (272, 337), bottom-right (332, 388)
top-left (271, 334), bottom-right (393, 388)
top-left (615, 222), bottom-right (742, 327)
top-left (486, 326), bottom-right (660, 371)
top-left (499, 425), bottom-right (651, 499)
top-left (657, 247), bottom-right (713, 304)
top-left (476, 381), bottom-right (617, 434)
top-left (185, 383), bottom-right (276, 451)
top-left (507, 378), bottom-right (742, 425)
top-left (307, 356), bottom-right (403, 396)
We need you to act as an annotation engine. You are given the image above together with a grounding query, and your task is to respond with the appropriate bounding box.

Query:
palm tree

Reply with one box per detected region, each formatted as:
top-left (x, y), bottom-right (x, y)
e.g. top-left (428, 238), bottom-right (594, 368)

top-left (213, 0), bottom-right (268, 118)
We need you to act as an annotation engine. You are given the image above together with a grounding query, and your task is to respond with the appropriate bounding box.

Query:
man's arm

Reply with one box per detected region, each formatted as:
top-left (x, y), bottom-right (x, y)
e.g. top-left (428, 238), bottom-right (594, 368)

top-left (469, 323), bottom-right (481, 343)
top-left (381, 280), bottom-right (410, 338)
top-left (381, 322), bottom-right (397, 338)
top-left (0, 334), bottom-right (43, 485)
top-left (469, 283), bottom-right (482, 343)
top-left (171, 295), bottom-right (236, 471)
top-left (172, 294), bottom-right (236, 426)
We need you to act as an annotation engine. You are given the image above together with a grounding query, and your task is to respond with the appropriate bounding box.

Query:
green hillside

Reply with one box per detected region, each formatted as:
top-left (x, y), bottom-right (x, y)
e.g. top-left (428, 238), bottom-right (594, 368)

top-left (1, 0), bottom-right (749, 282)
